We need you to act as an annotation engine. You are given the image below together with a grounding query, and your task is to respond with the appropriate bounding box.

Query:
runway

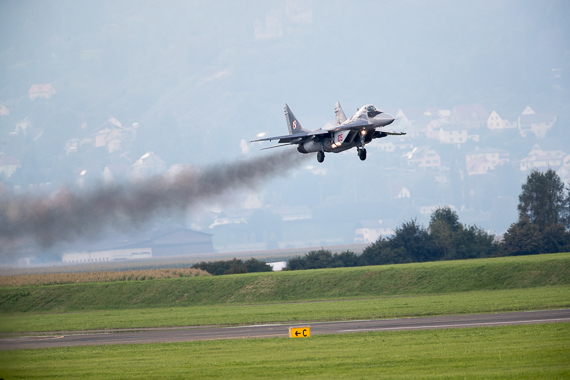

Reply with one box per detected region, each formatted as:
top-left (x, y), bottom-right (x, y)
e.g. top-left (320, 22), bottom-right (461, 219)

top-left (1, 309), bottom-right (569, 351)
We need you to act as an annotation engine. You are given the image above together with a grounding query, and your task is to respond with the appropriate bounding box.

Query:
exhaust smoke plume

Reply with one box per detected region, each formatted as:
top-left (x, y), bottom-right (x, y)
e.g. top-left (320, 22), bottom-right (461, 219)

top-left (0, 150), bottom-right (308, 257)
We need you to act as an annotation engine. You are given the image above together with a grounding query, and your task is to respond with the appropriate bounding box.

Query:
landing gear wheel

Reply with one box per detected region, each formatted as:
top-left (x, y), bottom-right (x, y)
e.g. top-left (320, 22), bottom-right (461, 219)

top-left (358, 148), bottom-right (367, 161)
top-left (317, 151), bottom-right (325, 163)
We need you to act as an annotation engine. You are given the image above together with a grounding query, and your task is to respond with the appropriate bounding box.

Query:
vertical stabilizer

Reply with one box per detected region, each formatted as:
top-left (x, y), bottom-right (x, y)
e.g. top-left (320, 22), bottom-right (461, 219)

top-left (284, 104), bottom-right (306, 134)
top-left (335, 101), bottom-right (347, 125)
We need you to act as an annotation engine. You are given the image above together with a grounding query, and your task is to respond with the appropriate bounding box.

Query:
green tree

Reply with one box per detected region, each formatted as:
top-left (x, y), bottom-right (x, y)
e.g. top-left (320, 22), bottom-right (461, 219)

top-left (429, 207), bottom-right (460, 260)
top-left (192, 258), bottom-right (271, 275)
top-left (359, 219), bottom-right (431, 265)
top-left (286, 249), bottom-right (360, 270)
top-left (501, 169), bottom-right (570, 256)
top-left (501, 219), bottom-right (546, 256)
top-left (287, 249), bottom-right (333, 270)
top-left (562, 187), bottom-right (570, 230)
top-left (517, 169), bottom-right (566, 228)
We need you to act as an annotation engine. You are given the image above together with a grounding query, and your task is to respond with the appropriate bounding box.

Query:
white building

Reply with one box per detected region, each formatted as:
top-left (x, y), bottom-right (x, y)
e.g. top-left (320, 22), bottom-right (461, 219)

top-left (519, 144), bottom-right (566, 171)
top-left (487, 110), bottom-right (517, 130)
top-left (518, 106), bottom-right (556, 138)
top-left (28, 83), bottom-right (57, 100)
top-left (354, 220), bottom-right (395, 244)
top-left (131, 152), bottom-right (166, 178)
top-left (466, 148), bottom-right (510, 175)
top-left (407, 147), bottom-right (441, 170)
top-left (62, 248), bottom-right (152, 263)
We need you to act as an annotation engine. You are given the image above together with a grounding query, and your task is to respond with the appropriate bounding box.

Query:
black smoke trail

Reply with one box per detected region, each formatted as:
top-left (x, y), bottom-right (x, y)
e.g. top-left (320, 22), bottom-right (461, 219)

top-left (0, 149), bottom-right (308, 256)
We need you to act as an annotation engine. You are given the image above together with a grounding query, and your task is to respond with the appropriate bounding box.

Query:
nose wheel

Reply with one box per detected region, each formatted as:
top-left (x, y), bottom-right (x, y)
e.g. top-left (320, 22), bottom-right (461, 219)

top-left (317, 151), bottom-right (325, 163)
top-left (358, 148), bottom-right (367, 161)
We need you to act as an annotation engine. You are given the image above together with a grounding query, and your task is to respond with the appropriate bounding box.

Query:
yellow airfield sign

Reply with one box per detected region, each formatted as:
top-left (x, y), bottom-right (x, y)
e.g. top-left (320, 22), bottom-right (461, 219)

top-left (289, 326), bottom-right (310, 338)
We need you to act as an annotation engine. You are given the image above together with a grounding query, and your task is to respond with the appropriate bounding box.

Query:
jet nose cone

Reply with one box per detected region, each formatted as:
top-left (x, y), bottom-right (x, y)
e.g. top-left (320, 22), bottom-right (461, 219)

top-left (382, 113), bottom-right (395, 126)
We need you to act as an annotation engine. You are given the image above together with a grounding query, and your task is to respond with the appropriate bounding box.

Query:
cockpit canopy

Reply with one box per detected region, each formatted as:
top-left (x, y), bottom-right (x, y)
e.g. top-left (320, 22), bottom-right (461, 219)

top-left (366, 105), bottom-right (382, 118)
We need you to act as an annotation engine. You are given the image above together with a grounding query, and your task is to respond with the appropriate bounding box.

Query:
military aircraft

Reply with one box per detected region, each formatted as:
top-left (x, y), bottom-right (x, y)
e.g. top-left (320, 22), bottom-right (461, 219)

top-left (251, 102), bottom-right (405, 163)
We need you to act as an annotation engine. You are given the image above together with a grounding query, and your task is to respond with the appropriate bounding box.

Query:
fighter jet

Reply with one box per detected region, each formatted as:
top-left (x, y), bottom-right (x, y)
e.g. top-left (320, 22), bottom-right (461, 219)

top-left (251, 102), bottom-right (405, 163)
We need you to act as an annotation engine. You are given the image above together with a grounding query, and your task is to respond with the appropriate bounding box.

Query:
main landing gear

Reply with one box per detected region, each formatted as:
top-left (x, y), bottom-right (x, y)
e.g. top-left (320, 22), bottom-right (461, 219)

top-left (358, 148), bottom-right (367, 161)
top-left (317, 151), bottom-right (325, 163)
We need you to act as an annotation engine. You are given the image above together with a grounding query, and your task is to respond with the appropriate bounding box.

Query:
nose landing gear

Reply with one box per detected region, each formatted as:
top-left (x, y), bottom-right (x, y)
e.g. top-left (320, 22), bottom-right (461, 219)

top-left (358, 130), bottom-right (367, 161)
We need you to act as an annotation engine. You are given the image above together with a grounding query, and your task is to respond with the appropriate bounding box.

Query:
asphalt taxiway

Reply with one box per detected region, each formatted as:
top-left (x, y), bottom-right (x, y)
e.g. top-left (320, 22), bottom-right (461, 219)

top-left (1, 309), bottom-right (568, 351)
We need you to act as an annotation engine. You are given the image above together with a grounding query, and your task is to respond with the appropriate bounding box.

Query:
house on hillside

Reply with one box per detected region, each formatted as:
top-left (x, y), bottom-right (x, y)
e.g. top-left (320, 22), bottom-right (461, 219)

top-left (102, 163), bottom-right (130, 183)
top-left (272, 205), bottom-right (312, 221)
top-left (423, 107), bottom-right (451, 121)
top-left (517, 106), bottom-right (556, 138)
top-left (438, 125), bottom-right (469, 144)
top-left (398, 107), bottom-right (424, 123)
top-left (65, 138), bottom-right (79, 154)
top-left (451, 104), bottom-right (489, 129)
top-left (372, 135), bottom-right (413, 152)
top-left (395, 107), bottom-right (438, 135)
top-left (406, 147), bottom-right (441, 170)
top-left (425, 119), bottom-right (444, 140)
top-left (28, 83), bottom-right (57, 100)
top-left (354, 220), bottom-right (396, 244)
top-left (131, 152), bottom-right (166, 178)
top-left (465, 148), bottom-right (510, 175)
top-left (254, 9), bottom-right (283, 39)
top-left (519, 144), bottom-right (566, 171)
top-left (487, 110), bottom-right (517, 130)
top-left (398, 187), bottom-right (411, 198)
top-left (91, 117), bottom-right (138, 153)
top-left (209, 209), bottom-right (255, 228)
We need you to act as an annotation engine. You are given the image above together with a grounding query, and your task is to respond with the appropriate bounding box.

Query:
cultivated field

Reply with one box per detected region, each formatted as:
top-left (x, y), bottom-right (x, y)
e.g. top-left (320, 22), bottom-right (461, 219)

top-left (0, 267), bottom-right (209, 287)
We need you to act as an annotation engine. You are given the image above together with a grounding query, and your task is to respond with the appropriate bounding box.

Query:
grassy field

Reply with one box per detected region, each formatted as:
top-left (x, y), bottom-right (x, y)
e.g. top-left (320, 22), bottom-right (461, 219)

top-left (1, 323), bottom-right (568, 379)
top-left (1, 285), bottom-right (569, 333)
top-left (1, 253), bottom-right (569, 314)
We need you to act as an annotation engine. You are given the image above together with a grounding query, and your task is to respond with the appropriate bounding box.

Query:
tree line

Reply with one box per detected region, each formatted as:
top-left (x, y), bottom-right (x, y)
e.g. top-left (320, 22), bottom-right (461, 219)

top-left (193, 169), bottom-right (570, 274)
top-left (288, 168), bottom-right (570, 270)
top-left (191, 258), bottom-right (273, 275)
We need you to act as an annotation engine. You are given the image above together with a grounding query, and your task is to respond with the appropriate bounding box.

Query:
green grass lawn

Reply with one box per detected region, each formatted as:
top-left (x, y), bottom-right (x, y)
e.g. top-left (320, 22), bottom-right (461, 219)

top-left (2, 253), bottom-right (569, 314)
top-left (2, 285), bottom-right (569, 333)
top-left (1, 323), bottom-right (568, 379)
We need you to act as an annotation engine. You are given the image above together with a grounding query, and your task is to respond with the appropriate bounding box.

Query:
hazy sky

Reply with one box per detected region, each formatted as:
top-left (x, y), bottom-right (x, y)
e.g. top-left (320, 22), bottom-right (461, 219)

top-left (1, 0), bottom-right (569, 257)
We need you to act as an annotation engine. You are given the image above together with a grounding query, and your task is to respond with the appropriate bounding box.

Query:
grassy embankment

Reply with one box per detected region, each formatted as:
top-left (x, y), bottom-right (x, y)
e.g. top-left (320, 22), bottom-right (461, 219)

top-left (1, 253), bottom-right (569, 333)
top-left (1, 323), bottom-right (569, 379)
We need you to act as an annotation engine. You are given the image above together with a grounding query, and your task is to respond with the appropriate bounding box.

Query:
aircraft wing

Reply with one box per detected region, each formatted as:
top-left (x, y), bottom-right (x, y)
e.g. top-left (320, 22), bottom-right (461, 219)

top-left (329, 118), bottom-right (369, 132)
top-left (373, 130), bottom-right (407, 139)
top-left (251, 129), bottom-right (329, 144)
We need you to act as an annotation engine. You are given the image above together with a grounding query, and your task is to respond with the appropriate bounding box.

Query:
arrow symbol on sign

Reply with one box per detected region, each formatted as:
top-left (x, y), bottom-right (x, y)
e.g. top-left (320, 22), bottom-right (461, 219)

top-left (295, 331), bottom-right (300, 336)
